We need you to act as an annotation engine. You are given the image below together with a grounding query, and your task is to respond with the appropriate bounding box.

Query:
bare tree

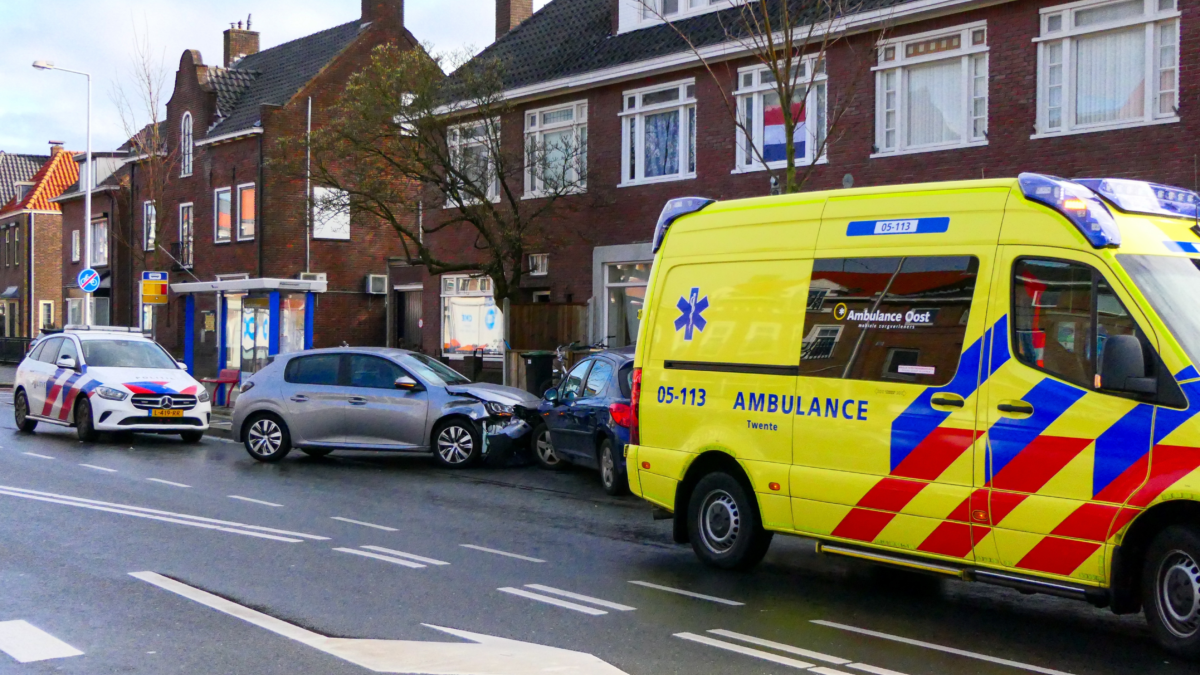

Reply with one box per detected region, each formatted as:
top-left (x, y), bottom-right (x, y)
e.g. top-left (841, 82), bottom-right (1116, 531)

top-left (279, 43), bottom-right (592, 303)
top-left (643, 0), bottom-right (886, 193)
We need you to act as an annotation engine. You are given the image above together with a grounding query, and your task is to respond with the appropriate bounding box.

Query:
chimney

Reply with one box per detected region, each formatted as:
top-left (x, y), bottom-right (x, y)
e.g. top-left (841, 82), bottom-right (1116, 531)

top-left (223, 16), bottom-right (260, 68)
top-left (362, 0), bottom-right (404, 25)
top-left (496, 0), bottom-right (533, 40)
top-left (49, 141), bottom-right (64, 156)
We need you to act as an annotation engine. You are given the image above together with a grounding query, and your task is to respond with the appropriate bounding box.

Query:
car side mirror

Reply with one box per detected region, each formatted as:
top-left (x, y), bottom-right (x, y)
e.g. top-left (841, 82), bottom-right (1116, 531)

top-left (1100, 335), bottom-right (1157, 395)
top-left (177, 361), bottom-right (189, 371)
top-left (56, 355), bottom-right (77, 370)
top-left (395, 375), bottom-right (420, 390)
top-left (544, 388), bottom-right (559, 404)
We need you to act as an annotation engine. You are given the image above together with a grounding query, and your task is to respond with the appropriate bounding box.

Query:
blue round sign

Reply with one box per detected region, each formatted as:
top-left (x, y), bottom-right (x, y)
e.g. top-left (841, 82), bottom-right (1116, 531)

top-left (77, 268), bottom-right (101, 294)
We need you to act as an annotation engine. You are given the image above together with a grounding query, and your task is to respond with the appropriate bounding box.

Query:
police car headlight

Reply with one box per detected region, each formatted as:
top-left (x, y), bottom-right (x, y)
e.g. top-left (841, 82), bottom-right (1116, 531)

top-left (95, 386), bottom-right (129, 401)
top-left (485, 401), bottom-right (514, 416)
top-left (197, 389), bottom-right (211, 403)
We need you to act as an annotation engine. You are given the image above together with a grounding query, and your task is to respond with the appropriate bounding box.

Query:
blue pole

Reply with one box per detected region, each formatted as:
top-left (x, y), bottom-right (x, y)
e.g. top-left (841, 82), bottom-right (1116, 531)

top-left (184, 295), bottom-right (195, 374)
top-left (268, 291), bottom-right (280, 356)
top-left (304, 292), bottom-right (315, 350)
top-left (216, 294), bottom-right (228, 406)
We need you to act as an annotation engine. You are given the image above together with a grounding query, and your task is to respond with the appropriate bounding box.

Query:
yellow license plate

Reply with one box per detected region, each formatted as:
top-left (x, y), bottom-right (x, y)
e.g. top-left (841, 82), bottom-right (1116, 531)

top-left (151, 409), bottom-right (184, 418)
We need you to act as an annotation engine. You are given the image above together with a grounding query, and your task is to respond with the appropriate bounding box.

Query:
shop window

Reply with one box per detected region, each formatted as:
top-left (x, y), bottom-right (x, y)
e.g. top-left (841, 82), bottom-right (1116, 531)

top-left (798, 256), bottom-right (979, 385)
top-left (280, 295), bottom-right (306, 355)
top-left (441, 275), bottom-right (503, 358)
top-left (605, 262), bottom-right (651, 348)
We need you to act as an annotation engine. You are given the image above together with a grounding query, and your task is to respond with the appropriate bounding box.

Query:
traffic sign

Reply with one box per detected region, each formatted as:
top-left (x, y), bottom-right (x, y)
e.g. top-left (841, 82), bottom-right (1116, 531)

top-left (141, 271), bottom-right (169, 306)
top-left (77, 268), bottom-right (101, 294)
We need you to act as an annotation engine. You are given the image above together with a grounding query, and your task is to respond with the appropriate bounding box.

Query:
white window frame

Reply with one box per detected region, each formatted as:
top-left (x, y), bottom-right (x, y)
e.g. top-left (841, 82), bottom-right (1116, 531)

top-left (90, 217), bottom-right (108, 267)
top-left (67, 298), bottom-right (84, 327)
top-left (142, 201), bottom-right (156, 252)
top-left (1033, 0), bottom-right (1180, 139)
top-left (71, 230), bottom-right (80, 263)
top-left (524, 100), bottom-right (588, 198)
top-left (213, 187), bottom-right (232, 244)
top-left (236, 183), bottom-right (256, 241)
top-left (529, 253), bottom-right (549, 276)
top-left (440, 274), bottom-right (504, 360)
top-left (638, 0), bottom-right (744, 24)
top-left (446, 120), bottom-right (500, 207)
top-left (39, 301), bottom-right (53, 330)
top-left (179, 202), bottom-right (194, 269)
top-left (734, 55), bottom-right (829, 174)
top-left (180, 112), bottom-right (193, 177)
top-left (873, 21), bottom-right (990, 158)
top-left (619, 79), bottom-right (698, 187)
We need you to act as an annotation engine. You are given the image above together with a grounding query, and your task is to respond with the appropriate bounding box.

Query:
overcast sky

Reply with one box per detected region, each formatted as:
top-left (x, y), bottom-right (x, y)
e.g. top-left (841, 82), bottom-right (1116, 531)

top-left (0, 0), bottom-right (549, 156)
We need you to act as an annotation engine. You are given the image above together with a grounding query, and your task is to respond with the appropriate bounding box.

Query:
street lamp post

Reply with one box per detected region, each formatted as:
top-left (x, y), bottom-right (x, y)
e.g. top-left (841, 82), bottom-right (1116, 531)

top-left (32, 60), bottom-right (92, 327)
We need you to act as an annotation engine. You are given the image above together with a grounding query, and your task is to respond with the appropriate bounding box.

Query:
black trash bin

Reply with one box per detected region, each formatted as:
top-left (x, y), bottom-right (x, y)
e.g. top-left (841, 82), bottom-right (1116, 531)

top-left (523, 351), bottom-right (555, 396)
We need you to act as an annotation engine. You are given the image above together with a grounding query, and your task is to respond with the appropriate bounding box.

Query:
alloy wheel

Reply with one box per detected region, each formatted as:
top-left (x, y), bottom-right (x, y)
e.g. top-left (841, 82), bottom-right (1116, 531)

top-left (700, 489), bottom-right (741, 555)
top-left (1157, 549), bottom-right (1200, 638)
top-left (247, 419), bottom-right (283, 456)
top-left (601, 447), bottom-right (615, 488)
top-left (535, 429), bottom-right (560, 466)
top-left (15, 394), bottom-right (28, 426)
top-left (437, 425), bottom-right (474, 465)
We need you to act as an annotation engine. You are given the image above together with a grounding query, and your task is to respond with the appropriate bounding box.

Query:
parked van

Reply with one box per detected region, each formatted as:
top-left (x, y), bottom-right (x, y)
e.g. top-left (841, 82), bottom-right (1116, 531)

top-left (627, 175), bottom-right (1200, 657)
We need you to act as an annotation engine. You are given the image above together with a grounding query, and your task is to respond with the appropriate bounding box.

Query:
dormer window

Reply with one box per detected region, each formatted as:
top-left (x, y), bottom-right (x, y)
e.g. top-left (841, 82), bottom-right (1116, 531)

top-left (13, 183), bottom-right (33, 201)
top-left (180, 112), bottom-right (194, 177)
top-left (635, 0), bottom-right (744, 25)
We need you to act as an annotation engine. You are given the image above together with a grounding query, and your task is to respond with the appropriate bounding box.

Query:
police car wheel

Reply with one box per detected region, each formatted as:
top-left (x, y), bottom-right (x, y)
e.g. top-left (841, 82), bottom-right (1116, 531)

top-left (532, 424), bottom-right (567, 471)
top-left (180, 431), bottom-right (204, 444)
top-left (1143, 525), bottom-right (1200, 658)
top-left (599, 439), bottom-right (627, 496)
top-left (14, 390), bottom-right (36, 433)
top-left (432, 419), bottom-right (480, 469)
top-left (75, 399), bottom-right (98, 443)
top-left (687, 472), bottom-right (772, 571)
top-left (243, 414), bottom-right (292, 462)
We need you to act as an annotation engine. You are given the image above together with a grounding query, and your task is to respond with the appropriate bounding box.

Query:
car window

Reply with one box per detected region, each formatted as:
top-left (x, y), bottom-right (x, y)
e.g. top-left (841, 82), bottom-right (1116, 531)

top-left (285, 354), bottom-right (342, 386)
top-left (37, 338), bottom-right (63, 364)
top-left (57, 338), bottom-right (79, 364)
top-left (82, 340), bottom-right (178, 369)
top-left (349, 355), bottom-right (404, 390)
top-left (404, 352), bottom-right (471, 386)
top-left (618, 364), bottom-right (633, 398)
top-left (561, 360), bottom-right (592, 398)
top-left (27, 340), bottom-right (48, 362)
top-left (584, 360), bottom-right (614, 397)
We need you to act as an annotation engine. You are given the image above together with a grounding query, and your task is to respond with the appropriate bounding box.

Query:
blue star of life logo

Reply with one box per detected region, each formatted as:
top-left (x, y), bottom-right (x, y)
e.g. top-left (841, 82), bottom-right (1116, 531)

top-left (675, 287), bottom-right (709, 341)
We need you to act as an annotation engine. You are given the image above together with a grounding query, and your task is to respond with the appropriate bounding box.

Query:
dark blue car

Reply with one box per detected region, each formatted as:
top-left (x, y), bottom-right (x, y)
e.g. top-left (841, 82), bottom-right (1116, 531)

top-left (534, 347), bottom-right (635, 495)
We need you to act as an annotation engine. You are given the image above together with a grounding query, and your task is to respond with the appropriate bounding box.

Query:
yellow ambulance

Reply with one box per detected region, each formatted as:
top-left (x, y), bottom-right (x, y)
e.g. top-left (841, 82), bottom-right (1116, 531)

top-left (626, 174), bottom-right (1200, 656)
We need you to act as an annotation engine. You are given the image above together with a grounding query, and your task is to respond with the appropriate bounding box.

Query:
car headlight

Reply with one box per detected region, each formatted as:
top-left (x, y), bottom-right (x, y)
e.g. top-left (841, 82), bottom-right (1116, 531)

top-left (95, 386), bottom-right (129, 401)
top-left (197, 389), bottom-right (211, 403)
top-left (240, 381), bottom-right (255, 394)
top-left (485, 401), bottom-right (514, 416)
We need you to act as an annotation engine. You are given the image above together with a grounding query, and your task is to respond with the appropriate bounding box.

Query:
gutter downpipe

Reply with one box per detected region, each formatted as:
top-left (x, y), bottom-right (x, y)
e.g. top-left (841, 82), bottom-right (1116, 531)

top-left (305, 96), bottom-right (312, 274)
top-left (29, 214), bottom-right (34, 336)
top-left (257, 132), bottom-right (264, 279)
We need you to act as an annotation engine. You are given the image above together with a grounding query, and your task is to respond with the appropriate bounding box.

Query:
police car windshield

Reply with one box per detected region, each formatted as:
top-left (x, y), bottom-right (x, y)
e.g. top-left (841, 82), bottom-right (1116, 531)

top-left (404, 353), bottom-right (471, 386)
top-left (1119, 255), bottom-right (1200, 369)
top-left (82, 340), bottom-right (178, 369)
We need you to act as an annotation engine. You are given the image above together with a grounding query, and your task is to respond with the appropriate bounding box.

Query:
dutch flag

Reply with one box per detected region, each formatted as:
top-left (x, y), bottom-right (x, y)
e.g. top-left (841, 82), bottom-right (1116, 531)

top-left (763, 100), bottom-right (807, 163)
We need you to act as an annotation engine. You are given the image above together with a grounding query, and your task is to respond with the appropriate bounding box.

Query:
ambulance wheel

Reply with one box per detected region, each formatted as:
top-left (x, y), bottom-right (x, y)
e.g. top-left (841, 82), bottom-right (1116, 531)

top-left (14, 390), bottom-right (36, 433)
top-left (75, 399), bottom-right (98, 443)
top-left (1143, 525), bottom-right (1200, 659)
top-left (687, 472), bottom-right (773, 571)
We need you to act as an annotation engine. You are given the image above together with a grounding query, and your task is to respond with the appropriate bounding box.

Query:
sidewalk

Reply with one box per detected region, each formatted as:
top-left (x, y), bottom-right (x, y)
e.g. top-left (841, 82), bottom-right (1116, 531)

top-left (0, 364), bottom-right (15, 387)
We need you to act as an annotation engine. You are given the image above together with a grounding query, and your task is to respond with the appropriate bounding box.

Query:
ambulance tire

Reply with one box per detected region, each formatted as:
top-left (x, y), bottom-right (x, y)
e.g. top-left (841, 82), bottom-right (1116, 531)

top-left (75, 399), bottom-right (98, 443)
top-left (688, 472), bottom-right (773, 571)
top-left (1142, 525), bottom-right (1200, 659)
top-left (14, 390), bottom-right (36, 433)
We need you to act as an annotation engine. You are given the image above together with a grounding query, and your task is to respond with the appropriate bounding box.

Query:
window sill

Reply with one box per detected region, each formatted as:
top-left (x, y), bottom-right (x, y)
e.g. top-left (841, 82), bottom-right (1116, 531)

top-left (442, 198), bottom-right (502, 210)
top-left (522, 188), bottom-right (587, 201)
top-left (213, 240), bottom-right (232, 245)
top-left (618, 173), bottom-right (697, 189)
top-left (731, 156), bottom-right (828, 174)
top-left (1031, 116), bottom-right (1179, 140)
top-left (871, 140), bottom-right (988, 159)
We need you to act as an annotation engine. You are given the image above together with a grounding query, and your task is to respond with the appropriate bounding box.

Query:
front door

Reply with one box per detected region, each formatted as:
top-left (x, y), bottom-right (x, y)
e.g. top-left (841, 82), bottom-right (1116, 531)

top-left (976, 249), bottom-right (1158, 584)
top-left (279, 353), bottom-right (347, 446)
top-left (561, 358), bottom-right (615, 466)
top-left (343, 354), bottom-right (429, 448)
top-left (547, 359), bottom-right (593, 456)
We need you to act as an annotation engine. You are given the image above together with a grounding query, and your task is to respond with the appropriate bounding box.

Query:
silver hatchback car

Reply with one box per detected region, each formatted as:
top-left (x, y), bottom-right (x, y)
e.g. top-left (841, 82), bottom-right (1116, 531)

top-left (231, 348), bottom-right (541, 467)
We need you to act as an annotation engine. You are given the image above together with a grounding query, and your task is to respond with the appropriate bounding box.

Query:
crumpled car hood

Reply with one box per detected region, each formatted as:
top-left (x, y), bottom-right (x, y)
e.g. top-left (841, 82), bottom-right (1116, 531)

top-left (445, 382), bottom-right (541, 408)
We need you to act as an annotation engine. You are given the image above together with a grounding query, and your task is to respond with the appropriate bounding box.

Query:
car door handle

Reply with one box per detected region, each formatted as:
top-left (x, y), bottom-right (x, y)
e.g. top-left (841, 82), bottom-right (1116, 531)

top-left (930, 393), bottom-right (965, 408)
top-left (348, 397), bottom-right (368, 406)
top-left (290, 395), bottom-right (309, 403)
top-left (998, 400), bottom-right (1035, 415)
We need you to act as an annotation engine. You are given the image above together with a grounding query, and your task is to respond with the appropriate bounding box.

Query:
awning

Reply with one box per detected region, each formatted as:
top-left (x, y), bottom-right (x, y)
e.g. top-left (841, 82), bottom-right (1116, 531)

top-left (0, 286), bottom-right (18, 299)
top-left (170, 277), bottom-right (328, 295)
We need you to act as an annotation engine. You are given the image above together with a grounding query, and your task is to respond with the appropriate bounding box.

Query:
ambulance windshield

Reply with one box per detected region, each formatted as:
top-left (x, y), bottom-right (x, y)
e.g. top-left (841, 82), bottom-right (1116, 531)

top-left (1119, 255), bottom-right (1200, 370)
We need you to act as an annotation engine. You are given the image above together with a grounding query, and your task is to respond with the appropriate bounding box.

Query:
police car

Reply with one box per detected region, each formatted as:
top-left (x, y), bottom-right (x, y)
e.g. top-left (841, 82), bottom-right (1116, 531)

top-left (14, 326), bottom-right (211, 442)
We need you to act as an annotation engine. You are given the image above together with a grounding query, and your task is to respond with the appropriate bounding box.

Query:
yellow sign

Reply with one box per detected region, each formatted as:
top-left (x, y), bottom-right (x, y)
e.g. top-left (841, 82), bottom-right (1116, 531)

top-left (142, 280), bottom-right (168, 305)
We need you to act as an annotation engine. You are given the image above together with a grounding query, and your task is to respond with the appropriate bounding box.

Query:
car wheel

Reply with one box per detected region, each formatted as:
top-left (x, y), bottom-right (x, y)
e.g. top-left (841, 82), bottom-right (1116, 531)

top-left (75, 398), bottom-right (98, 442)
top-left (243, 414), bottom-right (292, 463)
top-left (180, 430), bottom-right (204, 444)
top-left (301, 447), bottom-right (334, 458)
top-left (1143, 525), bottom-right (1200, 658)
top-left (14, 390), bottom-right (36, 433)
top-left (432, 419), bottom-right (481, 468)
top-left (599, 439), bottom-right (628, 496)
top-left (687, 472), bottom-right (773, 571)
top-left (532, 423), bottom-right (567, 471)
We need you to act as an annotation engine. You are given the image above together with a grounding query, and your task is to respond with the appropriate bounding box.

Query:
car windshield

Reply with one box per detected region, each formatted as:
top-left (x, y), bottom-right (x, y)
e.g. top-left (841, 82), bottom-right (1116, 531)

top-left (1118, 254), bottom-right (1200, 369)
top-left (82, 339), bottom-right (178, 369)
top-left (404, 353), bottom-right (472, 386)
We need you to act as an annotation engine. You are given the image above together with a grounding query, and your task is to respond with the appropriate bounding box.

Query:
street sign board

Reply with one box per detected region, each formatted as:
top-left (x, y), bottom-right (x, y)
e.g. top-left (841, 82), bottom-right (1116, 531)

top-left (141, 271), bottom-right (169, 306)
top-left (77, 268), bottom-right (101, 294)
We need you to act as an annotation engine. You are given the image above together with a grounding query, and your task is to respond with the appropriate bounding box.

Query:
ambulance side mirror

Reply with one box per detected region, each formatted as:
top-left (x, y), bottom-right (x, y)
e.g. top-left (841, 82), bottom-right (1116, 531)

top-left (1099, 335), bottom-right (1156, 395)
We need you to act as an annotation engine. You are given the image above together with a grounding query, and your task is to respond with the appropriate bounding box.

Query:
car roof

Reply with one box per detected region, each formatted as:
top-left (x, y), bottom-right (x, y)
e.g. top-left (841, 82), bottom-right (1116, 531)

top-left (280, 347), bottom-right (418, 359)
top-left (73, 332), bottom-right (151, 341)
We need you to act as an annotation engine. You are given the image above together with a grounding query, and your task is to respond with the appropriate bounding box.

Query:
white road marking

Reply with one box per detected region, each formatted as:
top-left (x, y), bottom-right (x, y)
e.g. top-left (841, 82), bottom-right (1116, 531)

top-left (229, 495), bottom-right (282, 507)
top-left (0, 485), bottom-right (327, 542)
top-left (0, 620), bottom-right (83, 663)
top-left (525, 585), bottom-right (636, 612)
top-left (846, 665), bottom-right (911, 675)
top-left (334, 547), bottom-right (426, 569)
top-left (331, 516), bottom-right (397, 532)
top-left (812, 621), bottom-right (1074, 675)
top-left (627, 580), bottom-right (744, 606)
top-left (147, 478), bottom-right (191, 488)
top-left (22, 452), bottom-right (54, 459)
top-left (80, 463), bottom-right (116, 473)
top-left (708, 629), bottom-right (848, 664)
top-left (460, 544), bottom-right (545, 563)
top-left (498, 587), bottom-right (608, 616)
top-left (675, 632), bottom-right (814, 669)
top-left (361, 546), bottom-right (449, 566)
top-left (810, 669), bottom-right (855, 675)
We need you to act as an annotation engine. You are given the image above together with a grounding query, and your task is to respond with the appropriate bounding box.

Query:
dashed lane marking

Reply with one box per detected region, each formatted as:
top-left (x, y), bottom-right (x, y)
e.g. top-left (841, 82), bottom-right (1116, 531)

top-left (524, 585), bottom-right (635, 612)
top-left (146, 478), bottom-right (191, 488)
top-left (80, 464), bottom-right (117, 473)
top-left (460, 544), bottom-right (545, 563)
top-left (361, 546), bottom-right (449, 566)
top-left (331, 516), bottom-right (398, 532)
top-left (627, 581), bottom-right (744, 606)
top-left (0, 620), bottom-right (83, 663)
top-left (334, 547), bottom-right (425, 569)
top-left (708, 630), bottom-right (848, 664)
top-left (678, 630), bottom-right (910, 675)
top-left (675, 633), bottom-right (814, 669)
top-left (811, 621), bottom-right (1073, 675)
top-left (497, 587), bottom-right (609, 616)
top-left (229, 495), bottom-right (282, 507)
top-left (22, 453), bottom-right (54, 459)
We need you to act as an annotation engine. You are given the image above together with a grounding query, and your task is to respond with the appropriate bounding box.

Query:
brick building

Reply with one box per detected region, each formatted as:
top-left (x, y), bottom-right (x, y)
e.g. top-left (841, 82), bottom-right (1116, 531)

top-left (405, 0), bottom-right (1194, 370)
top-left (0, 151), bottom-right (50, 207)
top-left (0, 145), bottom-right (79, 337)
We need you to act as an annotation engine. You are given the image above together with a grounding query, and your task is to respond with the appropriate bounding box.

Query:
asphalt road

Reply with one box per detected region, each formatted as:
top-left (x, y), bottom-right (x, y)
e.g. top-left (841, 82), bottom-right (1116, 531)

top-left (0, 411), bottom-right (1194, 674)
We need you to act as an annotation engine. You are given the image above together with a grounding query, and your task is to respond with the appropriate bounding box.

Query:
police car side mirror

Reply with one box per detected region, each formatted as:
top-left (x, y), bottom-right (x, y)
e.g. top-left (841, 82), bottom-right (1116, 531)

top-left (1099, 335), bottom-right (1157, 395)
top-left (176, 361), bottom-right (189, 371)
top-left (55, 355), bottom-right (77, 371)
top-left (544, 388), bottom-right (559, 404)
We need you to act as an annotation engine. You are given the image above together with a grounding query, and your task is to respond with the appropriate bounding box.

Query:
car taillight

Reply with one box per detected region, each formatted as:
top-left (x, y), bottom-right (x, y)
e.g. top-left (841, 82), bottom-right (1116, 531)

top-left (609, 402), bottom-right (633, 428)
top-left (629, 368), bottom-right (642, 444)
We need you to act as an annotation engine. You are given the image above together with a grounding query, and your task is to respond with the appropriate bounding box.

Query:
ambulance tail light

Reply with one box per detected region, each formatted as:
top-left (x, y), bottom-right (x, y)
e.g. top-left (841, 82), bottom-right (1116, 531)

top-left (629, 367), bottom-right (642, 445)
top-left (609, 402), bottom-right (633, 428)
top-left (1018, 173), bottom-right (1121, 249)
top-left (653, 197), bottom-right (715, 253)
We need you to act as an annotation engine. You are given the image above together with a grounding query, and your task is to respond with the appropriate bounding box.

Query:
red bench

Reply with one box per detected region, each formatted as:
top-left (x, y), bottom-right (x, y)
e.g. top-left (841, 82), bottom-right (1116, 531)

top-left (200, 368), bottom-right (241, 406)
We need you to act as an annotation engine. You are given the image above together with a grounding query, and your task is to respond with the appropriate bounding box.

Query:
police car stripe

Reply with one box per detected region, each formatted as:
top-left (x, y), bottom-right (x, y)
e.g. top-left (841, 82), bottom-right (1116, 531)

top-left (53, 374), bottom-right (83, 421)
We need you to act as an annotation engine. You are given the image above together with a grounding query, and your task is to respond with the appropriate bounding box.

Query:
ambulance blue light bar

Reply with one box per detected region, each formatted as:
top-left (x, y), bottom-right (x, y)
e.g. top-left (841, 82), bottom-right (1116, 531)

top-left (1073, 178), bottom-right (1200, 220)
top-left (653, 197), bottom-right (715, 253)
top-left (1018, 173), bottom-right (1121, 249)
